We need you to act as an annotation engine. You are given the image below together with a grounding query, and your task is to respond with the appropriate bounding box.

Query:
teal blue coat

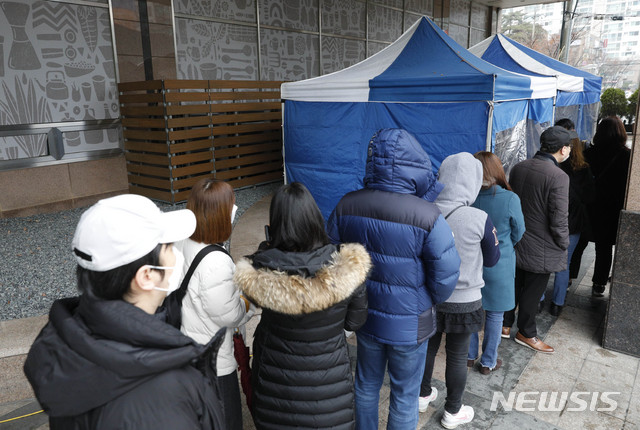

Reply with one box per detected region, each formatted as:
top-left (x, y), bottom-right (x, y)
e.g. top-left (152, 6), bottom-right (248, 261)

top-left (472, 186), bottom-right (525, 311)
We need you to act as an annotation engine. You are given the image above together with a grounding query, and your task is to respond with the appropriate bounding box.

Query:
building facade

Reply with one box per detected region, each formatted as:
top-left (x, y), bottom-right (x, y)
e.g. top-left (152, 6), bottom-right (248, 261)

top-left (0, 0), bottom-right (499, 217)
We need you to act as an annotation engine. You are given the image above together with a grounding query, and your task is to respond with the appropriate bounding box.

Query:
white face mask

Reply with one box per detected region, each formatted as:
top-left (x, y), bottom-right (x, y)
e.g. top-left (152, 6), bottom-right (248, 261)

top-left (148, 246), bottom-right (185, 296)
top-left (231, 204), bottom-right (238, 224)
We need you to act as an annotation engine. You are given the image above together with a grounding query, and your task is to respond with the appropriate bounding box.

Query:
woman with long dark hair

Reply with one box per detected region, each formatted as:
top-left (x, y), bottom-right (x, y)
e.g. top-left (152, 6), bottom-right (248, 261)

top-left (584, 116), bottom-right (630, 297)
top-left (468, 151), bottom-right (525, 373)
top-left (234, 182), bottom-right (370, 430)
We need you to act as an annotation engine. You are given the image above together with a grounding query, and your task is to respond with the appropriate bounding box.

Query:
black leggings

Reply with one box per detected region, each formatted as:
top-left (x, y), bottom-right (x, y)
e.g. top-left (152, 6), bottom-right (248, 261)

top-left (421, 331), bottom-right (472, 415)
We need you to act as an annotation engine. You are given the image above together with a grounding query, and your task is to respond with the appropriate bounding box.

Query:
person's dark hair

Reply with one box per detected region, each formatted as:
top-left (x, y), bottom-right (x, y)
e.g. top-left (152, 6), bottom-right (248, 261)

top-left (555, 118), bottom-right (575, 130)
top-left (77, 244), bottom-right (164, 300)
top-left (187, 178), bottom-right (235, 244)
top-left (474, 151), bottom-right (512, 191)
top-left (593, 116), bottom-right (627, 150)
top-left (268, 182), bottom-right (330, 252)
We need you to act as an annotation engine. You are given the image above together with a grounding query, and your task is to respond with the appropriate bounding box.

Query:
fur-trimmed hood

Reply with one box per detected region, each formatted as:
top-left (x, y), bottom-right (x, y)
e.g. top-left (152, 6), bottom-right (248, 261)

top-left (234, 243), bottom-right (371, 315)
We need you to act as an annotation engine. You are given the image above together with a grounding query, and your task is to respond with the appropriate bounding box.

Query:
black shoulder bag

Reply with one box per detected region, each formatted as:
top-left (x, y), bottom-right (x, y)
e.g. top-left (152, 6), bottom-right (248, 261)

top-left (164, 244), bottom-right (230, 329)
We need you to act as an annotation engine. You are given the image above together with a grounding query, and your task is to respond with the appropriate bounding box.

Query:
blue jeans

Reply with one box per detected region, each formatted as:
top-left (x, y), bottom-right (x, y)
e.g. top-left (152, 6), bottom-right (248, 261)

top-left (549, 233), bottom-right (580, 306)
top-left (355, 334), bottom-right (428, 430)
top-left (468, 310), bottom-right (504, 369)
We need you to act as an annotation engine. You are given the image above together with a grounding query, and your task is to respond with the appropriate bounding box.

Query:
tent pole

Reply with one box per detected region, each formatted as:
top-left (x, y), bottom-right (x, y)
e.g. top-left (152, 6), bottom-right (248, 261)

top-left (281, 100), bottom-right (287, 184)
top-left (486, 101), bottom-right (494, 152)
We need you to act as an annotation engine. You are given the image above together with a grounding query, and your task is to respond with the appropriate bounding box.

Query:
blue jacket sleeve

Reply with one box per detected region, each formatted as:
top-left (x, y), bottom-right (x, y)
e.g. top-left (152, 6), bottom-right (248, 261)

top-left (422, 215), bottom-right (460, 305)
top-left (481, 216), bottom-right (500, 267)
top-left (509, 193), bottom-right (526, 245)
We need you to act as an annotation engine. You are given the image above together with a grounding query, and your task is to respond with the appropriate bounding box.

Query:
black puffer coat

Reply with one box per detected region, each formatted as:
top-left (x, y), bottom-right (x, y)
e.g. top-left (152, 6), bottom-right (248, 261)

top-left (510, 152), bottom-right (570, 273)
top-left (584, 144), bottom-right (631, 244)
top-left (24, 293), bottom-right (225, 430)
top-left (559, 161), bottom-right (596, 236)
top-left (234, 243), bottom-right (370, 430)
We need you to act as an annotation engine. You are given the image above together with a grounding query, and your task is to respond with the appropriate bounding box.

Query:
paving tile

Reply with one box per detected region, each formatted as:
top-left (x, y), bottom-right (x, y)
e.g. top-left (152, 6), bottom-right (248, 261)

top-left (556, 408), bottom-right (625, 430)
top-left (0, 316), bottom-right (48, 359)
top-left (587, 345), bottom-right (640, 376)
top-left (524, 345), bottom-right (586, 379)
top-left (572, 380), bottom-right (631, 421)
top-left (627, 391), bottom-right (640, 426)
top-left (0, 400), bottom-right (47, 430)
top-left (555, 306), bottom-right (602, 328)
top-left (512, 368), bottom-right (576, 426)
top-left (420, 390), bottom-right (495, 429)
top-left (0, 399), bottom-right (32, 418)
top-left (489, 408), bottom-right (561, 429)
top-left (542, 328), bottom-right (596, 360)
top-left (578, 359), bottom-right (635, 395)
top-left (624, 421), bottom-right (639, 429)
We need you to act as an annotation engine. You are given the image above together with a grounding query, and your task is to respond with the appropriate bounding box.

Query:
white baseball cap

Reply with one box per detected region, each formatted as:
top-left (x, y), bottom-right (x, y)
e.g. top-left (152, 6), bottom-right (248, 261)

top-left (72, 194), bottom-right (196, 272)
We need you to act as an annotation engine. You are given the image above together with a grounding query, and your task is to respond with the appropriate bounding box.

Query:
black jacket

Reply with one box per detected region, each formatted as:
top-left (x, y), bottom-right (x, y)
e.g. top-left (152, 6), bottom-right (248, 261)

top-left (584, 144), bottom-right (631, 244)
top-left (234, 243), bottom-right (370, 430)
top-left (24, 294), bottom-right (225, 430)
top-left (510, 152), bottom-right (570, 273)
top-left (560, 161), bottom-right (596, 235)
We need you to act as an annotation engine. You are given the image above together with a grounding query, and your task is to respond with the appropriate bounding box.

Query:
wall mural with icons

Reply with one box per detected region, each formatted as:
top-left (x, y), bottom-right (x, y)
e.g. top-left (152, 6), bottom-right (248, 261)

top-left (175, 0), bottom-right (260, 80)
top-left (174, 0), bottom-right (491, 82)
top-left (175, 18), bottom-right (259, 80)
top-left (0, 0), bottom-right (119, 161)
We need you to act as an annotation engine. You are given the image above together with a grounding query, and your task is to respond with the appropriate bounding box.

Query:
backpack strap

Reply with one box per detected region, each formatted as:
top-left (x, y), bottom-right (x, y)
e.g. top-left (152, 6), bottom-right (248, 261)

top-left (178, 244), bottom-right (229, 295)
top-left (444, 205), bottom-right (465, 220)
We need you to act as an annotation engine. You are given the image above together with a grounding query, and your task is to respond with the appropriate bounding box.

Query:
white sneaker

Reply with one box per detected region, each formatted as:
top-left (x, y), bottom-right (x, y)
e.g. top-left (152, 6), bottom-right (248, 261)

top-left (418, 387), bottom-right (438, 412)
top-left (440, 405), bottom-right (474, 429)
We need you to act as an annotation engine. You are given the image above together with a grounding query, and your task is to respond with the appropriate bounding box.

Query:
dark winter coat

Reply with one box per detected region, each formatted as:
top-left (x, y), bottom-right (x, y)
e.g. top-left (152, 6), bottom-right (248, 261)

top-left (559, 161), bottom-right (596, 236)
top-left (584, 144), bottom-right (630, 244)
top-left (23, 294), bottom-right (225, 430)
top-left (327, 128), bottom-right (460, 346)
top-left (234, 243), bottom-right (370, 430)
top-left (510, 151), bottom-right (570, 273)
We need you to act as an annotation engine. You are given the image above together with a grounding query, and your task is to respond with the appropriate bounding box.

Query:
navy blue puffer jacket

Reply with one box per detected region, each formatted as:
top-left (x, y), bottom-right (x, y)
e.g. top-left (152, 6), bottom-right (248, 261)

top-left (327, 129), bottom-right (460, 345)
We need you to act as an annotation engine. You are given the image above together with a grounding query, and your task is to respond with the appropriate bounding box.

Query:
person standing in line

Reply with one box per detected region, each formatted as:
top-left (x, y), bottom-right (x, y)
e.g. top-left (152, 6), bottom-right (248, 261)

top-left (541, 122), bottom-right (595, 316)
top-left (503, 126), bottom-right (571, 354)
top-left (234, 182), bottom-right (370, 430)
top-left (420, 152), bottom-right (500, 429)
top-left (24, 195), bottom-right (226, 429)
top-left (583, 116), bottom-right (630, 297)
top-left (179, 178), bottom-right (255, 430)
top-left (327, 128), bottom-right (460, 430)
top-left (468, 151), bottom-right (525, 374)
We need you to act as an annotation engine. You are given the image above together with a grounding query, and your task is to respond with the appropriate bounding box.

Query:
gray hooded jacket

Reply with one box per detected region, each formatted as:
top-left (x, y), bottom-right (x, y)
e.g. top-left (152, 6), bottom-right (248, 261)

top-left (436, 152), bottom-right (500, 305)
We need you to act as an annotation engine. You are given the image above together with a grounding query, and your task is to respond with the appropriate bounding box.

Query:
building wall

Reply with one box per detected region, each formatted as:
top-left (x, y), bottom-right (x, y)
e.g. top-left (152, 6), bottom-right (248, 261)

top-left (172, 0), bottom-right (497, 82)
top-left (0, 0), bottom-right (497, 217)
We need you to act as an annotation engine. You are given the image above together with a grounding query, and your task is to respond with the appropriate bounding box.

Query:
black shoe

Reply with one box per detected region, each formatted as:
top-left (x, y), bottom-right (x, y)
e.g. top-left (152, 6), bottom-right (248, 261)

top-left (537, 301), bottom-right (544, 313)
top-left (592, 284), bottom-right (605, 297)
top-left (549, 303), bottom-right (563, 317)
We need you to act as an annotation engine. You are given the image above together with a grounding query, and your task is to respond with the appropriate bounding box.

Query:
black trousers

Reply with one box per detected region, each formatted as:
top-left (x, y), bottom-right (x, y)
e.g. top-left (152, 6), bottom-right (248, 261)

top-left (217, 370), bottom-right (243, 430)
top-left (420, 331), bottom-right (471, 415)
top-left (503, 268), bottom-right (550, 338)
top-left (569, 234), bottom-right (590, 279)
top-left (592, 242), bottom-right (613, 286)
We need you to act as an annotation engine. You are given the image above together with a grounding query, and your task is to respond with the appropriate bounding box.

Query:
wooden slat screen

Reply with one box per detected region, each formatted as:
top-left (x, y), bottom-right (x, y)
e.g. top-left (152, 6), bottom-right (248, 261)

top-left (118, 80), bottom-right (284, 204)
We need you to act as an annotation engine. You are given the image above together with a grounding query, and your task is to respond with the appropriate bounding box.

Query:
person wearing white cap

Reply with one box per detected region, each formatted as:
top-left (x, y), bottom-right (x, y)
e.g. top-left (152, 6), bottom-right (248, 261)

top-left (24, 194), bottom-right (226, 430)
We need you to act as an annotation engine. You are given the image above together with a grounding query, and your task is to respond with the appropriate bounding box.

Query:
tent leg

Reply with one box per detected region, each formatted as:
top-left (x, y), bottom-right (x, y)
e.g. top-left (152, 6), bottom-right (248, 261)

top-left (486, 101), bottom-right (494, 152)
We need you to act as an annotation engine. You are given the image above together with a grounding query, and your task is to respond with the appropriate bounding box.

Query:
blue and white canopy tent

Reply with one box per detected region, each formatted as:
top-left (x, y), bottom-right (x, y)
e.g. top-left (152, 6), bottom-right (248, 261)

top-left (281, 17), bottom-right (556, 219)
top-left (469, 34), bottom-right (603, 142)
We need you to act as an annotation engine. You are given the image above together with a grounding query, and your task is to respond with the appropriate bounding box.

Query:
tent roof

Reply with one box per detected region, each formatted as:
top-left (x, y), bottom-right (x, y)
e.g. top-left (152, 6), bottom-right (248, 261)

top-left (469, 34), bottom-right (602, 97)
top-left (281, 17), bottom-right (556, 103)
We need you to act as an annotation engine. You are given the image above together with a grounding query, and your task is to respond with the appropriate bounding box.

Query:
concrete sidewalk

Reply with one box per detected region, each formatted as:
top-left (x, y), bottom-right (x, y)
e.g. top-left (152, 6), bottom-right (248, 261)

top-left (1, 193), bottom-right (638, 429)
